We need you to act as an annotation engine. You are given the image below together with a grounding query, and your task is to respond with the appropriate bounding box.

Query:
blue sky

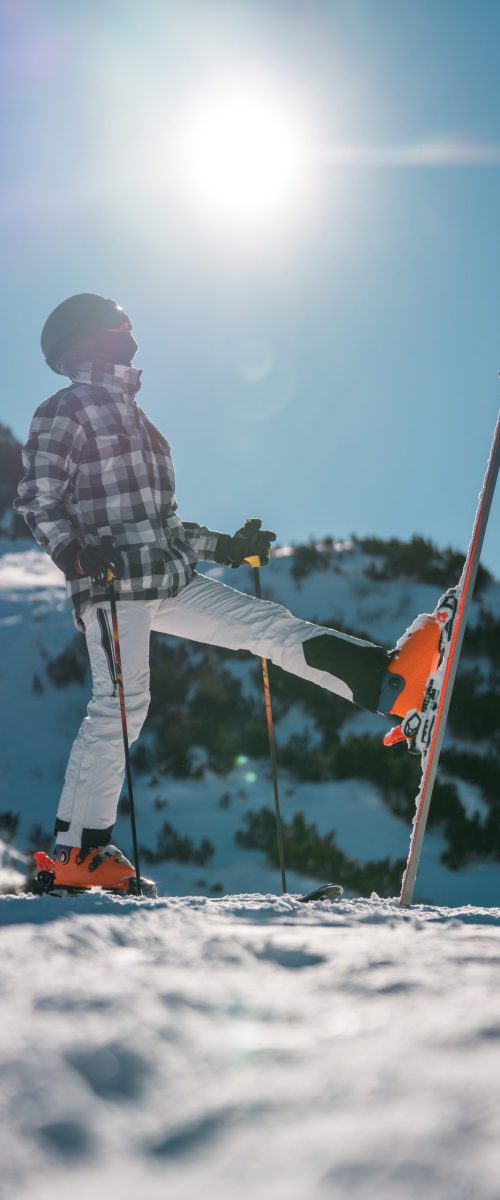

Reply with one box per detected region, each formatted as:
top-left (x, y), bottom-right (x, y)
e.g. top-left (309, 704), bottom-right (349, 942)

top-left (2, 0), bottom-right (500, 575)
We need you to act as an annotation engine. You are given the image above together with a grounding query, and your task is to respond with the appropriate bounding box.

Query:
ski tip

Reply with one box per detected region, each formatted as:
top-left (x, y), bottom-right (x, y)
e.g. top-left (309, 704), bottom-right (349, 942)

top-left (298, 883), bottom-right (343, 903)
top-left (123, 876), bottom-right (158, 899)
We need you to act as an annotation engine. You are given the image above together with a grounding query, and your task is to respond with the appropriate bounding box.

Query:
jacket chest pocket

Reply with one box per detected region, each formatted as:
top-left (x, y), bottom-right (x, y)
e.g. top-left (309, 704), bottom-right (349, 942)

top-left (80, 433), bottom-right (133, 469)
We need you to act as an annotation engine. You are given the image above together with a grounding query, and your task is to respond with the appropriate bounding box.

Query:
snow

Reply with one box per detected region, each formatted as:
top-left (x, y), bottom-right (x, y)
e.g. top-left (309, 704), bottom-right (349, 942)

top-left (0, 836), bottom-right (29, 891)
top-left (2, 892), bottom-right (500, 1200)
top-left (0, 543), bottom-right (64, 590)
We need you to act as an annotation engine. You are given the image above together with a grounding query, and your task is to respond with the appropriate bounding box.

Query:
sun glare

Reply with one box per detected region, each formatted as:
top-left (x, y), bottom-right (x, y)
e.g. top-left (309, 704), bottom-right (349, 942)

top-left (174, 78), bottom-right (310, 229)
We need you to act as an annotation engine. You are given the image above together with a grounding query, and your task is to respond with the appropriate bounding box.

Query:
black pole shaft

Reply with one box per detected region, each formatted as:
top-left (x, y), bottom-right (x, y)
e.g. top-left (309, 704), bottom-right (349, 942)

top-left (107, 580), bottom-right (142, 897)
top-left (252, 566), bottom-right (287, 894)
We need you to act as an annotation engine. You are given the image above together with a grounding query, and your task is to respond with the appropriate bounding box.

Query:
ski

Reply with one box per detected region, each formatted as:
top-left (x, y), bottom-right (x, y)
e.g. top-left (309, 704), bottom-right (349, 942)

top-left (31, 877), bottom-right (158, 899)
top-left (398, 409), bottom-right (500, 906)
top-left (29, 879), bottom-right (339, 903)
top-left (298, 883), bottom-right (343, 903)
top-left (29, 856), bottom-right (340, 904)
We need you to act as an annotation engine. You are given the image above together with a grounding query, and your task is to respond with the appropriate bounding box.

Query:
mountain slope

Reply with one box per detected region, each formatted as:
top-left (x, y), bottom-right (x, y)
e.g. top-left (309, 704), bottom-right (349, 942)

top-left (0, 536), bottom-right (499, 904)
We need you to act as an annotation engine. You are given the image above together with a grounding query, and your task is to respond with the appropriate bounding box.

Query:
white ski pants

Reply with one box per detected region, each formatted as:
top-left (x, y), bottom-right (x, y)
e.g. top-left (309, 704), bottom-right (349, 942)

top-left (56, 572), bottom-right (380, 847)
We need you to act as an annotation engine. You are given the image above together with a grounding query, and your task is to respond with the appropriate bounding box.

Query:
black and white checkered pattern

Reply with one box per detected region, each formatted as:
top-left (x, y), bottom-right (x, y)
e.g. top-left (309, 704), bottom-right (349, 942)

top-left (14, 363), bottom-right (221, 627)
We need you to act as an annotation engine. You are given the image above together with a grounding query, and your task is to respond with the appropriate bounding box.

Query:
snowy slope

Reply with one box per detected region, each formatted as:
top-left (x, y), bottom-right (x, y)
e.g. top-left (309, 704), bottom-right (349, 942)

top-left (0, 539), bottom-right (499, 905)
top-left (2, 892), bottom-right (500, 1200)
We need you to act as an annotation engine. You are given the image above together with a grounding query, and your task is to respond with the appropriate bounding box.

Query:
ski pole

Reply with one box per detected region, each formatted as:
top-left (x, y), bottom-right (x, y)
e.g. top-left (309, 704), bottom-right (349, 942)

top-left (244, 519), bottom-right (287, 894)
top-left (106, 566), bottom-right (143, 898)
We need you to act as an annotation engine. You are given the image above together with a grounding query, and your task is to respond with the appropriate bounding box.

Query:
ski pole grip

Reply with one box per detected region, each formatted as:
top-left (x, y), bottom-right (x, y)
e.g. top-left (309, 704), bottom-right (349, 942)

top-left (100, 535), bottom-right (117, 585)
top-left (244, 517), bottom-right (263, 568)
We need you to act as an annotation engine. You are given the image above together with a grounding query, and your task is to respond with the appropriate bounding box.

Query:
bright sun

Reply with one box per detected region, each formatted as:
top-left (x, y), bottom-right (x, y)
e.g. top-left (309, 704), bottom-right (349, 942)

top-left (174, 78), bottom-right (309, 229)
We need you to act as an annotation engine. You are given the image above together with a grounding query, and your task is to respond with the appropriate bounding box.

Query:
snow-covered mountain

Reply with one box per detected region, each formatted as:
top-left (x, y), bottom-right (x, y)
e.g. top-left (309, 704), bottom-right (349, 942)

top-left (1, 536), bottom-right (499, 906)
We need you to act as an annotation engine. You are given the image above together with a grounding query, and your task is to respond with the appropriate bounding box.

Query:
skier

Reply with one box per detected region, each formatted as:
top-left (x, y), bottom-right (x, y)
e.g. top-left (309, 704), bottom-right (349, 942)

top-left (15, 293), bottom-right (440, 894)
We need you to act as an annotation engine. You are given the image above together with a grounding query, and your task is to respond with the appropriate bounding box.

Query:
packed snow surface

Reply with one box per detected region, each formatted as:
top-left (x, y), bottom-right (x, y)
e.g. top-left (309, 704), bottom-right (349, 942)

top-left (2, 892), bottom-right (500, 1200)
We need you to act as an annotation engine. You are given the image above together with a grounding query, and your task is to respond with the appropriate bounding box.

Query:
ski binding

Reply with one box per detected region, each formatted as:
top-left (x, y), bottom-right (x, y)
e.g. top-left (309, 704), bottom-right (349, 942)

top-left (384, 588), bottom-right (458, 757)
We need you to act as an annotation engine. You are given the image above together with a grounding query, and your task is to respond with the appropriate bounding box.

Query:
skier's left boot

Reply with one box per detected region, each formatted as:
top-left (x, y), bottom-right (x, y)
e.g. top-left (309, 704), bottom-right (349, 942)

top-left (377, 613), bottom-right (443, 722)
top-left (379, 590), bottom-right (459, 750)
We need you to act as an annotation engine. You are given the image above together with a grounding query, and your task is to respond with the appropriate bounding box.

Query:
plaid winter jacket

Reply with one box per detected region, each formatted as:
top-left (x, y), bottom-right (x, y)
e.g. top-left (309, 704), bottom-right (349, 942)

top-left (14, 363), bottom-right (221, 628)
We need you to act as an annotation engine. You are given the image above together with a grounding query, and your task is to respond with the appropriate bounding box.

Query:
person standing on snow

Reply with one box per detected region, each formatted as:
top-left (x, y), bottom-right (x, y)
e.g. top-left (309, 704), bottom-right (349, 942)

top-left (15, 293), bottom-right (439, 893)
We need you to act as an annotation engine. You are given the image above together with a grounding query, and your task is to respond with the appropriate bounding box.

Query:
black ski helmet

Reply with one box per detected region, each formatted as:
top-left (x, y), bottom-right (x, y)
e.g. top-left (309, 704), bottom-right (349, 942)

top-left (41, 293), bottom-right (130, 374)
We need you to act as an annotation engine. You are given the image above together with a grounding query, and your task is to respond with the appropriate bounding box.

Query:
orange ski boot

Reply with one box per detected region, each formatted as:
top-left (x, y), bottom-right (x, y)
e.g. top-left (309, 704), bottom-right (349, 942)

top-left (33, 845), bottom-right (157, 897)
top-left (376, 590), bottom-right (458, 752)
top-left (388, 615), bottom-right (443, 719)
top-left (377, 613), bottom-right (443, 726)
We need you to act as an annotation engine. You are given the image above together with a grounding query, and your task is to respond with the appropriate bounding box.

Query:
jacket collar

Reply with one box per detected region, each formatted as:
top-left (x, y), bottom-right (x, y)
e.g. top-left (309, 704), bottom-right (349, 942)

top-left (67, 362), bottom-right (142, 398)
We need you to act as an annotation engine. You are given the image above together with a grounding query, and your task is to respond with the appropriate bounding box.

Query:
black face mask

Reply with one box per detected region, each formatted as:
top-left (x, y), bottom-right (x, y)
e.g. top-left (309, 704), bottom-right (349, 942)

top-left (89, 329), bottom-right (139, 366)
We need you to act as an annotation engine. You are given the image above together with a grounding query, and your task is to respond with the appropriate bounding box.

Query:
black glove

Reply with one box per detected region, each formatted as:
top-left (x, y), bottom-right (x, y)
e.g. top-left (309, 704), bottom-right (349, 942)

top-left (214, 520), bottom-right (277, 568)
top-left (54, 539), bottom-right (124, 584)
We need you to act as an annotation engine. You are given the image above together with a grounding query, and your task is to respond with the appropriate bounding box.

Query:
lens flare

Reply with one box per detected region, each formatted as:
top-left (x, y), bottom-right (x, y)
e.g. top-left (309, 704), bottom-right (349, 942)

top-left (319, 139), bottom-right (500, 168)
